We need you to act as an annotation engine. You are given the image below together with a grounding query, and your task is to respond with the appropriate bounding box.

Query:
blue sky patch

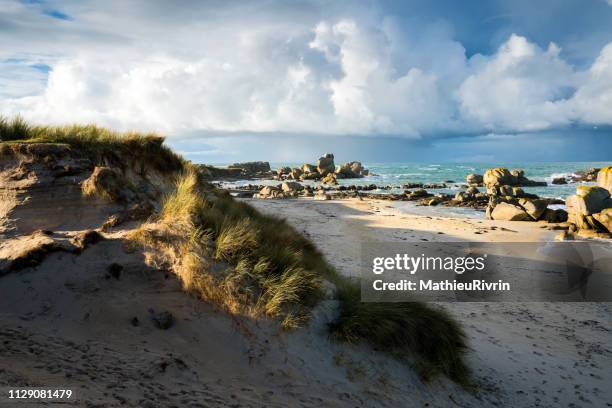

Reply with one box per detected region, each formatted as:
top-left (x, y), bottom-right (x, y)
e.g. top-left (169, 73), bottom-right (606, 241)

top-left (43, 9), bottom-right (73, 21)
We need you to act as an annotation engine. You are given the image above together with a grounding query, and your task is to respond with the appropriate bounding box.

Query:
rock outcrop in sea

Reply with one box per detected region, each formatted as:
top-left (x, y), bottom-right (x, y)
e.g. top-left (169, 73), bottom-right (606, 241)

top-left (481, 167), bottom-right (567, 223)
top-left (276, 153), bottom-right (370, 181)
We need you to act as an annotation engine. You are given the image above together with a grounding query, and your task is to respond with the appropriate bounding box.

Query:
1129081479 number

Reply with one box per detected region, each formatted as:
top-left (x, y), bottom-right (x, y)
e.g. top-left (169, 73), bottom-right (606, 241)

top-left (6, 388), bottom-right (73, 400)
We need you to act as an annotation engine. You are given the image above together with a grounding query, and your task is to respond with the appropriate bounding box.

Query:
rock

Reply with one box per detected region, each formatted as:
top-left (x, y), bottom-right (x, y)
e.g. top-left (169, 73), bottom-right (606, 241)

top-left (490, 202), bottom-right (532, 221)
top-left (484, 168), bottom-right (515, 186)
top-left (289, 168), bottom-right (303, 180)
top-left (402, 183), bottom-right (424, 189)
top-left (425, 197), bottom-right (443, 206)
top-left (555, 231), bottom-right (573, 241)
top-left (276, 166), bottom-right (291, 176)
top-left (314, 190), bottom-right (331, 200)
top-left (555, 209), bottom-right (568, 222)
top-left (197, 164), bottom-right (243, 180)
top-left (484, 167), bottom-right (546, 187)
top-left (405, 189), bottom-right (430, 201)
top-left (466, 174), bottom-right (483, 185)
top-left (281, 181), bottom-right (304, 193)
top-left (512, 187), bottom-right (525, 197)
top-left (518, 198), bottom-right (548, 220)
top-left (301, 171), bottom-right (320, 180)
top-left (257, 185), bottom-right (284, 199)
top-left (321, 173), bottom-right (338, 185)
top-left (575, 229), bottom-right (612, 239)
top-left (454, 192), bottom-right (470, 202)
top-left (541, 208), bottom-right (558, 223)
top-left (423, 183), bottom-right (447, 189)
top-left (592, 208), bottom-right (612, 233)
top-left (566, 186), bottom-right (611, 216)
top-left (596, 166), bottom-right (612, 193)
top-left (569, 168), bottom-right (600, 182)
top-left (227, 161), bottom-right (271, 176)
top-left (317, 153), bottom-right (335, 176)
top-left (499, 185), bottom-right (514, 196)
top-left (466, 186), bottom-right (479, 195)
top-left (149, 309), bottom-right (174, 330)
top-left (335, 161), bottom-right (366, 178)
top-left (302, 163), bottom-right (317, 173)
top-left (551, 177), bottom-right (567, 185)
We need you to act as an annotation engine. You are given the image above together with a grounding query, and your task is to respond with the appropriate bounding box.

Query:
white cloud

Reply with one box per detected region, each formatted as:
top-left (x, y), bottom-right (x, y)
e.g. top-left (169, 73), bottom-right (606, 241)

top-left (566, 43), bottom-right (612, 124)
top-left (1, 0), bottom-right (612, 138)
top-left (457, 35), bottom-right (577, 131)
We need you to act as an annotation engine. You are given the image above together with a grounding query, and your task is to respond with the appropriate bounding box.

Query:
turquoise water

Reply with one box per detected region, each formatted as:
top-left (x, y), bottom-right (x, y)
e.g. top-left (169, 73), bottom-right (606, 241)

top-left (223, 161), bottom-right (609, 200)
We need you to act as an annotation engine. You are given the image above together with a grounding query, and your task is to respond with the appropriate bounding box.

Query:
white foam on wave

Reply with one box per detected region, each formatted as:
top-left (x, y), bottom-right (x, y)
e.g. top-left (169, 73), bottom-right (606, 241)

top-left (545, 172), bottom-right (578, 183)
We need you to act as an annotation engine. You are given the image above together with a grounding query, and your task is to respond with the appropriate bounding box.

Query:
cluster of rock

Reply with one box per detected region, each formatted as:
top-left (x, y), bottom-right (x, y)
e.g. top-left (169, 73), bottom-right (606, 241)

top-left (227, 161), bottom-right (272, 178)
top-left (402, 182), bottom-right (448, 189)
top-left (255, 182), bottom-right (330, 200)
top-left (481, 168), bottom-right (567, 223)
top-left (275, 153), bottom-right (370, 185)
top-left (564, 167), bottom-right (612, 238)
top-left (568, 167), bottom-right (600, 183)
top-left (197, 162), bottom-right (273, 180)
top-left (483, 168), bottom-right (547, 190)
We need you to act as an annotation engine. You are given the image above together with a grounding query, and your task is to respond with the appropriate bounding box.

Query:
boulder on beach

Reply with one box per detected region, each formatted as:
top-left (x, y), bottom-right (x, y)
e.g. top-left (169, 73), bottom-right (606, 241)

top-left (564, 182), bottom-right (612, 235)
top-left (566, 186), bottom-right (611, 216)
top-left (592, 208), bottom-right (612, 233)
top-left (281, 181), bottom-right (304, 193)
top-left (321, 173), bottom-right (338, 185)
top-left (518, 198), bottom-right (548, 220)
top-left (257, 185), bottom-right (285, 199)
top-left (597, 166), bottom-right (612, 193)
top-left (317, 153), bottom-right (335, 176)
top-left (490, 202), bottom-right (532, 221)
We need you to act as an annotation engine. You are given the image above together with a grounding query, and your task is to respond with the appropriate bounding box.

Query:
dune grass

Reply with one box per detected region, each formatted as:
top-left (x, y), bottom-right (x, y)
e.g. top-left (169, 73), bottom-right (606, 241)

top-left (132, 168), bottom-right (324, 326)
top-left (330, 282), bottom-right (470, 385)
top-left (0, 115), bottom-right (183, 174)
top-left (130, 168), bottom-right (471, 384)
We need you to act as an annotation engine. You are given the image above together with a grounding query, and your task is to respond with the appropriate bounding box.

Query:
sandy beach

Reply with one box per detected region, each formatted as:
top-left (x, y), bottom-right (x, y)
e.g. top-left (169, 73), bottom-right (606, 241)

top-left (248, 197), bottom-right (612, 407)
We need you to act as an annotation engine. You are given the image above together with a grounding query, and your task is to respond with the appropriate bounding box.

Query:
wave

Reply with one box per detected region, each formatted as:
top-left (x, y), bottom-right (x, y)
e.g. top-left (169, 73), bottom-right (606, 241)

top-left (544, 172), bottom-right (578, 183)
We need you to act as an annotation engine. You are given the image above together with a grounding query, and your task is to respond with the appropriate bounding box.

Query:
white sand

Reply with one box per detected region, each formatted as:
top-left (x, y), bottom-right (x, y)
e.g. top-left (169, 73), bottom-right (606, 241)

top-left (248, 197), bottom-right (612, 407)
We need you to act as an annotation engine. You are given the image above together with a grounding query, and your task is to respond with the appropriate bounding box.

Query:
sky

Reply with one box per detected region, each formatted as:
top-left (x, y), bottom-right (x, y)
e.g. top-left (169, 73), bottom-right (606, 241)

top-left (1, 0), bottom-right (612, 163)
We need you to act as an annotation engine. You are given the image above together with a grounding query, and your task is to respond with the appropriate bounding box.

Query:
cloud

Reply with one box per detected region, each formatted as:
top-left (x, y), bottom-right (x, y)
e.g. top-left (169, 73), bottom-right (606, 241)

top-left (457, 35), bottom-right (577, 132)
top-left (0, 0), bottom-right (611, 139)
top-left (567, 43), bottom-right (612, 124)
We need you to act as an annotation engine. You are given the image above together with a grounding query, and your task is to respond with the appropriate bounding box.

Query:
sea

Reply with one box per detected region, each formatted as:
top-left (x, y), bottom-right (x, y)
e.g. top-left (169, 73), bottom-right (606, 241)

top-left (215, 161), bottom-right (610, 219)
